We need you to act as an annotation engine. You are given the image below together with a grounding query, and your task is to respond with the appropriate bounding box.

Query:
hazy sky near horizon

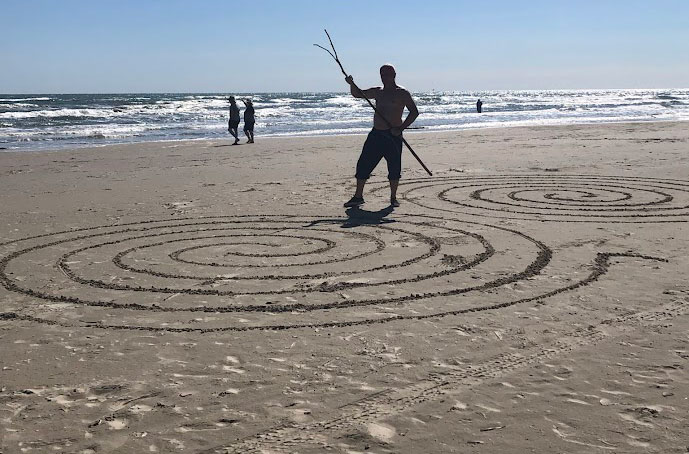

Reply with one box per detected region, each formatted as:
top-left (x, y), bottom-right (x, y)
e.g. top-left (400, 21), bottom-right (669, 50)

top-left (3, 0), bottom-right (689, 93)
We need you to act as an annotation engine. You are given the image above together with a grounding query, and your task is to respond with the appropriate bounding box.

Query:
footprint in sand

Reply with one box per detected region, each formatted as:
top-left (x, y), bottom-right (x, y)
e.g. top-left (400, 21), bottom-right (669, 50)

top-left (366, 422), bottom-right (396, 443)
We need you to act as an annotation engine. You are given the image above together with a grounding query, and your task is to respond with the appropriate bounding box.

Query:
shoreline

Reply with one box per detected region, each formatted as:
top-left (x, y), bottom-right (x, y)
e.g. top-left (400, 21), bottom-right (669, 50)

top-left (3, 88), bottom-right (688, 153)
top-left (3, 118), bottom-right (689, 155)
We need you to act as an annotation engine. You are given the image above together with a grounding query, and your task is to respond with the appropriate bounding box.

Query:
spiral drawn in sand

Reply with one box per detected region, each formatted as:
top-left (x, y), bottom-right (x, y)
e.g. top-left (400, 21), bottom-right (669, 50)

top-left (380, 174), bottom-right (689, 222)
top-left (1, 213), bottom-right (663, 332)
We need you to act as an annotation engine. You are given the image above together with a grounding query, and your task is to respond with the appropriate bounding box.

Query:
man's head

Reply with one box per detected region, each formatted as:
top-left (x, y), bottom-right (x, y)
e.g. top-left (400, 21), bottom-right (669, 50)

top-left (380, 64), bottom-right (396, 85)
top-left (229, 96), bottom-right (236, 103)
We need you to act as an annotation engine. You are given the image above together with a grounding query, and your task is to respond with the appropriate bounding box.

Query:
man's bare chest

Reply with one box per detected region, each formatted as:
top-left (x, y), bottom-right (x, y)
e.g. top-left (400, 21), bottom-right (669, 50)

top-left (375, 90), bottom-right (405, 109)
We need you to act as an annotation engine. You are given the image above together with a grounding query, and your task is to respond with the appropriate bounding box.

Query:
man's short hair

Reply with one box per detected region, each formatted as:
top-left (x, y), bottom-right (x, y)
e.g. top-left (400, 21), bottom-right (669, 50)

top-left (380, 64), bottom-right (396, 75)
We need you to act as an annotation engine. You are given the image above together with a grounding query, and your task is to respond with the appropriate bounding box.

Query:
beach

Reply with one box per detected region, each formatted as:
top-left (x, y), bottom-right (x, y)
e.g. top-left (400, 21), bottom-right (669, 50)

top-left (1, 120), bottom-right (688, 453)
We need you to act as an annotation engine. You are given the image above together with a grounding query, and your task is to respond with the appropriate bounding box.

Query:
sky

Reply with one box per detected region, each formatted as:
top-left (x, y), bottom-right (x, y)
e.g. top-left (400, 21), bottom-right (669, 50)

top-left (2, 0), bottom-right (688, 93)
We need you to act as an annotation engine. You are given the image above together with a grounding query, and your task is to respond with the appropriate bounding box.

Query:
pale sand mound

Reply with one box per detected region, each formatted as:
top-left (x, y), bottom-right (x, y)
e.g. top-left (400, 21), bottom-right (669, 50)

top-left (1, 121), bottom-right (688, 453)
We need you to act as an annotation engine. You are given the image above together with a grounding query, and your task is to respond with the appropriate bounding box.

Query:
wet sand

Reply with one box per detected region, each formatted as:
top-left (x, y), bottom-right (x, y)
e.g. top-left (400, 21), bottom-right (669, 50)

top-left (1, 121), bottom-right (688, 453)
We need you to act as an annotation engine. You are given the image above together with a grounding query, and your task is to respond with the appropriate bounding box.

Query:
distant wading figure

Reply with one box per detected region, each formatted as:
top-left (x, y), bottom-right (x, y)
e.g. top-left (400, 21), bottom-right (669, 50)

top-left (344, 64), bottom-right (419, 208)
top-left (476, 98), bottom-right (483, 113)
top-left (228, 96), bottom-right (240, 145)
top-left (242, 99), bottom-right (255, 143)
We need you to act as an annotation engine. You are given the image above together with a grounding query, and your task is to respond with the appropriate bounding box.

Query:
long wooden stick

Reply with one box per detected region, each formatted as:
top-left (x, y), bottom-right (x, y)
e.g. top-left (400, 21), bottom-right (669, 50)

top-left (314, 29), bottom-right (432, 176)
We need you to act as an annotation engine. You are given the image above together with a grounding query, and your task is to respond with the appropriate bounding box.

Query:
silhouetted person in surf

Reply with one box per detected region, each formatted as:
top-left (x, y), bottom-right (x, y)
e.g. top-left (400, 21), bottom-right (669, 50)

top-left (476, 99), bottom-right (483, 113)
top-left (228, 96), bottom-right (240, 144)
top-left (343, 64), bottom-right (419, 208)
top-left (242, 99), bottom-right (255, 143)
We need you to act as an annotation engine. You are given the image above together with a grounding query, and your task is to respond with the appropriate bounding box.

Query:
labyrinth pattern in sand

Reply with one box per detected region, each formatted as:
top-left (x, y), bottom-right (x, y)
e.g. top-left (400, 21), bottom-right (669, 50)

top-left (0, 211), bottom-right (666, 332)
top-left (2, 174), bottom-right (683, 332)
top-left (375, 174), bottom-right (689, 222)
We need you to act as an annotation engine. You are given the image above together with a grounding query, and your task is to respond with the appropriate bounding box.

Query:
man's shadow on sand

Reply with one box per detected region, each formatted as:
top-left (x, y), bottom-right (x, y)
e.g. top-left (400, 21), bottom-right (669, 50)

top-left (304, 205), bottom-right (395, 229)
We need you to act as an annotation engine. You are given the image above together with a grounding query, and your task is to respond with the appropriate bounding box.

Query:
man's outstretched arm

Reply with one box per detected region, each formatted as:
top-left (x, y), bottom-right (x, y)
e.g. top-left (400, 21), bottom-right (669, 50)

top-left (345, 75), bottom-right (378, 99)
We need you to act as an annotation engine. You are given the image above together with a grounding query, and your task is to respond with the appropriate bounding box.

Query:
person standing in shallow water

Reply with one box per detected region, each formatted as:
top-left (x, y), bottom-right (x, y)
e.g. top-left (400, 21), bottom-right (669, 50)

top-left (242, 99), bottom-right (255, 143)
top-left (476, 98), bottom-right (483, 113)
top-left (228, 96), bottom-right (240, 145)
top-left (343, 64), bottom-right (419, 208)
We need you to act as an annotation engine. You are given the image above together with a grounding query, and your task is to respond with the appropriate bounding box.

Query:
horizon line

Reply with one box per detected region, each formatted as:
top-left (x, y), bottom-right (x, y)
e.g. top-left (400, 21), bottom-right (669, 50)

top-left (2, 87), bottom-right (688, 96)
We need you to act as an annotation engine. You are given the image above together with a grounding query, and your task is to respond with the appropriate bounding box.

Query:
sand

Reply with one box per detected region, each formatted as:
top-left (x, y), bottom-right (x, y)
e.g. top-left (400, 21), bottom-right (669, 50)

top-left (1, 121), bottom-right (688, 453)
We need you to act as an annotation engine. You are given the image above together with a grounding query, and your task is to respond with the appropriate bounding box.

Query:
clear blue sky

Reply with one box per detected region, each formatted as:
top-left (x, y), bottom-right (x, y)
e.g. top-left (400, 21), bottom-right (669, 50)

top-left (3, 0), bottom-right (688, 93)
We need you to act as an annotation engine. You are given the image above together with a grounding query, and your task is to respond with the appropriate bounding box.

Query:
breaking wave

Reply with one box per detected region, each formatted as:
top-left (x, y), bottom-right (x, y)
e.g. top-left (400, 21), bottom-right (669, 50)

top-left (1, 89), bottom-right (688, 151)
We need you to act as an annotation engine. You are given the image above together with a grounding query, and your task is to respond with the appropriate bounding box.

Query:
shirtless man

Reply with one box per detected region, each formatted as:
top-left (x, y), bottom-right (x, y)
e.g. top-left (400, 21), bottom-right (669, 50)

top-left (343, 64), bottom-right (419, 208)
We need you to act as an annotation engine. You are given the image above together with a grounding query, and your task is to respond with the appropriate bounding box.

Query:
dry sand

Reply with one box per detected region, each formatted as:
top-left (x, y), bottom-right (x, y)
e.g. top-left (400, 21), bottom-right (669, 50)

top-left (1, 121), bottom-right (688, 453)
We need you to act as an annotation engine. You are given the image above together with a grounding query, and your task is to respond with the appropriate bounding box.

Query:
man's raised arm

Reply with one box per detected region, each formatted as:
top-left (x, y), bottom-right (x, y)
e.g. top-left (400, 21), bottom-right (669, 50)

top-left (345, 75), bottom-right (378, 99)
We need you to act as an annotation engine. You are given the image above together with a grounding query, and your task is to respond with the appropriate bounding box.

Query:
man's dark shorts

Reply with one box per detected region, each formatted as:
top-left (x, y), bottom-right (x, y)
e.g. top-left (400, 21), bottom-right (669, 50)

top-left (355, 128), bottom-right (402, 181)
top-left (244, 121), bottom-right (255, 132)
top-left (229, 120), bottom-right (240, 129)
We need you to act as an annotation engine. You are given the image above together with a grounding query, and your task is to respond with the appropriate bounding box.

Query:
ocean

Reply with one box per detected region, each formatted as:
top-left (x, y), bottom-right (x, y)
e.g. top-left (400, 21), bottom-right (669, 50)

top-left (1, 89), bottom-right (688, 151)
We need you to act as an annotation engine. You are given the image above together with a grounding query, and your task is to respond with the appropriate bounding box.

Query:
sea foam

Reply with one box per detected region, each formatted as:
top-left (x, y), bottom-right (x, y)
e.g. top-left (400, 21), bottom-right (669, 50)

top-left (0, 90), bottom-right (687, 151)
